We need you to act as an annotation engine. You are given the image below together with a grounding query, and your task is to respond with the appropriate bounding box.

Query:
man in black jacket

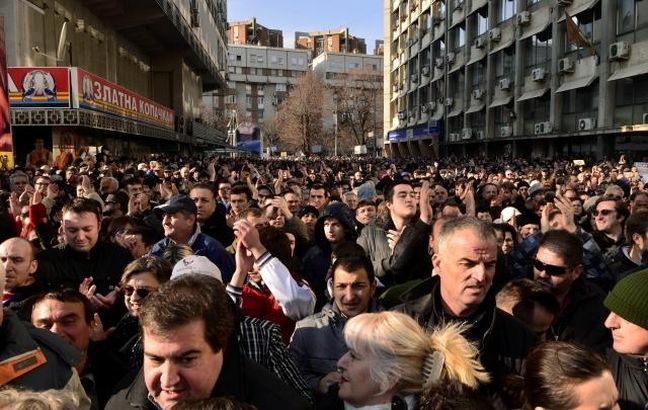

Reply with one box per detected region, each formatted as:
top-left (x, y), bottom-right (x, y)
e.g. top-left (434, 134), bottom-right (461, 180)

top-left (189, 182), bottom-right (234, 247)
top-left (395, 216), bottom-right (535, 404)
top-left (604, 270), bottom-right (648, 410)
top-left (36, 197), bottom-right (132, 301)
top-left (533, 230), bottom-right (611, 353)
top-left (106, 274), bottom-right (309, 410)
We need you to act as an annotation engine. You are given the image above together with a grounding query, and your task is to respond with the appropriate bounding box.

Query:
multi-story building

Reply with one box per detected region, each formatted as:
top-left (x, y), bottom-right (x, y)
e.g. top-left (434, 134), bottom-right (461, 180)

top-left (384, 0), bottom-right (648, 160)
top-left (374, 40), bottom-right (385, 56)
top-left (295, 27), bottom-right (367, 60)
top-left (228, 18), bottom-right (283, 47)
top-left (202, 44), bottom-right (310, 153)
top-left (312, 52), bottom-right (384, 154)
top-left (2, 0), bottom-right (228, 164)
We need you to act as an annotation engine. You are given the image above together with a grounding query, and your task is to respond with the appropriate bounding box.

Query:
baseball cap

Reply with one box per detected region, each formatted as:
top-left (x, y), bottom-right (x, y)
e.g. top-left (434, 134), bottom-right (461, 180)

top-left (154, 195), bottom-right (197, 216)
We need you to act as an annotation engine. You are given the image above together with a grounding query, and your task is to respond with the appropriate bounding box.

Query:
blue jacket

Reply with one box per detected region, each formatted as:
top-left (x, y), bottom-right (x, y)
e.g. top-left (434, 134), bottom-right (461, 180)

top-left (149, 228), bottom-right (235, 282)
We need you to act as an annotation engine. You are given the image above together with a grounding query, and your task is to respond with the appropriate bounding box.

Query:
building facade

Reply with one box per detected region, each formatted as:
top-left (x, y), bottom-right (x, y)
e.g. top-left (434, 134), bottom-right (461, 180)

top-left (295, 28), bottom-right (367, 60)
top-left (228, 18), bottom-right (283, 48)
top-left (384, 0), bottom-right (648, 160)
top-left (202, 44), bottom-right (310, 153)
top-left (2, 0), bottom-right (228, 164)
top-left (312, 52), bottom-right (384, 154)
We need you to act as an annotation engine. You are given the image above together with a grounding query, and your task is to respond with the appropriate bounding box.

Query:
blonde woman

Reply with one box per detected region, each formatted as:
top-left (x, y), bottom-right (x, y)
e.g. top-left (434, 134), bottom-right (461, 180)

top-left (320, 311), bottom-right (489, 409)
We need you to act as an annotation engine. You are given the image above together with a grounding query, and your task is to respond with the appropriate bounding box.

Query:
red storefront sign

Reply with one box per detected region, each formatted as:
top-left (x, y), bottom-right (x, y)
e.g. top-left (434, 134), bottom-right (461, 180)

top-left (71, 68), bottom-right (174, 129)
top-left (7, 67), bottom-right (71, 108)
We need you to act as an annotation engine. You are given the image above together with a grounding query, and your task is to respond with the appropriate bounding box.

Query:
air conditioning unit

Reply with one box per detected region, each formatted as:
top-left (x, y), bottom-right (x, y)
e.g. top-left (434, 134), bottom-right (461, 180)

top-left (643, 113), bottom-right (648, 124)
top-left (489, 28), bottom-right (501, 42)
top-left (411, 74), bottom-right (419, 83)
top-left (609, 41), bottom-right (630, 61)
top-left (578, 117), bottom-right (596, 131)
top-left (531, 68), bottom-right (546, 82)
top-left (435, 57), bottom-right (445, 68)
top-left (398, 111), bottom-right (406, 120)
top-left (559, 57), bottom-right (575, 73)
top-left (454, 0), bottom-right (464, 10)
top-left (499, 78), bottom-right (511, 91)
top-left (475, 130), bottom-right (485, 139)
top-left (517, 11), bottom-right (531, 26)
top-left (433, 15), bottom-right (444, 25)
top-left (447, 52), bottom-right (456, 64)
top-left (461, 128), bottom-right (473, 140)
top-left (500, 126), bottom-right (513, 137)
top-left (449, 132), bottom-right (460, 141)
top-left (422, 65), bottom-right (430, 76)
top-left (472, 89), bottom-right (484, 100)
top-left (475, 37), bottom-right (486, 49)
top-left (534, 121), bottom-right (553, 135)
top-left (445, 97), bottom-right (454, 107)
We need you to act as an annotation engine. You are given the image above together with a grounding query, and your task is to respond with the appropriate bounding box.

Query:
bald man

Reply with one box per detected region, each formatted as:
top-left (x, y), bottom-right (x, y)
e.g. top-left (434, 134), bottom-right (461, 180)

top-left (0, 237), bottom-right (41, 312)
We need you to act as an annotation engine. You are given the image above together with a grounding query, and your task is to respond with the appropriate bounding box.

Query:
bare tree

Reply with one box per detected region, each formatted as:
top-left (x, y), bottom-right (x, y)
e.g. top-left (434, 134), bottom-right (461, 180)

top-left (260, 115), bottom-right (281, 154)
top-left (276, 72), bottom-right (328, 153)
top-left (332, 68), bottom-right (382, 148)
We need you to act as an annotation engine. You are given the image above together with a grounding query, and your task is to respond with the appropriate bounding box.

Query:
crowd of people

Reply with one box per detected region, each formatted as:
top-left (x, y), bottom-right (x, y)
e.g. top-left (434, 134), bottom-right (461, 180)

top-left (0, 150), bottom-right (646, 410)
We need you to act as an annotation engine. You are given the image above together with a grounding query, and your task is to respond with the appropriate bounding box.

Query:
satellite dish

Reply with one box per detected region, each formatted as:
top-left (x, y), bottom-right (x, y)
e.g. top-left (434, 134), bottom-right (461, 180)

top-left (56, 21), bottom-right (69, 61)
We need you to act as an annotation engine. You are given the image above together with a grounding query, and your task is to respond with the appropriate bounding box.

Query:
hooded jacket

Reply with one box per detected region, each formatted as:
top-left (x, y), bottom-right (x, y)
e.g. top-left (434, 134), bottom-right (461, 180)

top-left (301, 203), bottom-right (357, 310)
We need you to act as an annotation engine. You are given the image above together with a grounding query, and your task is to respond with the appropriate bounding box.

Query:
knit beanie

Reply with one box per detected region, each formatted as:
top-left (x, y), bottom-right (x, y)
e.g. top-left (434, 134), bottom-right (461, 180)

top-left (604, 269), bottom-right (648, 329)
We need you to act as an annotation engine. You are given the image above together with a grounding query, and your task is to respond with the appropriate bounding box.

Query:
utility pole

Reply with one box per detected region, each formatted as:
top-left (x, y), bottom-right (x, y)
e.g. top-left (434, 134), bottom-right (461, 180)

top-left (334, 95), bottom-right (338, 157)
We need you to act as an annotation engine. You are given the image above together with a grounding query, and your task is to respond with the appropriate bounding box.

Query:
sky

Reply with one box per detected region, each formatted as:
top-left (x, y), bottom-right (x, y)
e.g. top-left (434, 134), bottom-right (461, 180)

top-left (228, 0), bottom-right (384, 51)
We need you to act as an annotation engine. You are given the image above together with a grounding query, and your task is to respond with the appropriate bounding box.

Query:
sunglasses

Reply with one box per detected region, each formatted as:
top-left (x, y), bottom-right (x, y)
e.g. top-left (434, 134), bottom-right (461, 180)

top-left (123, 286), bottom-right (154, 298)
top-left (592, 209), bottom-right (616, 217)
top-left (533, 259), bottom-right (569, 276)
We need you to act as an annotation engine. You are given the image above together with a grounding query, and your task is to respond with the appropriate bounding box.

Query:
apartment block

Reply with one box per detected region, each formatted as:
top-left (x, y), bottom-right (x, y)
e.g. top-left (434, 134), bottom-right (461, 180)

top-left (384, 0), bottom-right (648, 160)
top-left (228, 18), bottom-right (283, 47)
top-left (295, 27), bottom-right (367, 59)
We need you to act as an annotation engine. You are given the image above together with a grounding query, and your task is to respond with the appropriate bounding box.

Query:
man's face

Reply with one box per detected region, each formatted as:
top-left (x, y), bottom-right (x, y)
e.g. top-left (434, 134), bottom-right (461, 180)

top-left (519, 223), bottom-right (540, 239)
top-left (343, 194), bottom-right (358, 210)
top-left (356, 205), bottom-right (377, 225)
top-left (605, 312), bottom-right (648, 356)
top-left (631, 194), bottom-right (648, 214)
top-left (517, 186), bottom-right (529, 198)
top-left (127, 184), bottom-right (143, 197)
top-left (257, 188), bottom-right (272, 204)
top-left (162, 211), bottom-right (195, 243)
top-left (34, 177), bottom-right (49, 195)
top-left (32, 300), bottom-right (91, 353)
top-left (104, 194), bottom-right (122, 217)
top-left (435, 228), bottom-right (497, 316)
top-left (482, 185), bottom-right (498, 201)
top-left (386, 184), bottom-right (417, 220)
top-left (324, 217), bottom-right (346, 244)
top-left (99, 178), bottom-right (116, 195)
top-left (533, 246), bottom-right (580, 297)
top-left (301, 213), bottom-right (317, 229)
top-left (144, 320), bottom-right (224, 409)
top-left (0, 239), bottom-right (37, 291)
top-left (333, 267), bottom-right (376, 318)
top-left (433, 185), bottom-right (448, 204)
top-left (63, 211), bottom-right (100, 253)
top-left (476, 211), bottom-right (492, 223)
top-left (309, 188), bottom-right (328, 210)
top-left (190, 188), bottom-right (216, 223)
top-left (217, 184), bottom-right (231, 201)
top-left (11, 176), bottom-right (28, 194)
top-left (594, 200), bottom-right (622, 234)
top-left (284, 192), bottom-right (301, 213)
top-left (230, 193), bottom-right (249, 215)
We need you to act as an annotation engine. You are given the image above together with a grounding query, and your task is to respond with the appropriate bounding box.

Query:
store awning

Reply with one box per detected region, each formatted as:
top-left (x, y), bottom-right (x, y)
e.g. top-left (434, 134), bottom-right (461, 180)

top-left (518, 87), bottom-right (549, 101)
top-left (447, 108), bottom-right (464, 118)
top-left (556, 74), bottom-right (598, 93)
top-left (466, 104), bottom-right (485, 114)
top-left (608, 64), bottom-right (648, 82)
top-left (431, 111), bottom-right (443, 121)
top-left (489, 96), bottom-right (512, 108)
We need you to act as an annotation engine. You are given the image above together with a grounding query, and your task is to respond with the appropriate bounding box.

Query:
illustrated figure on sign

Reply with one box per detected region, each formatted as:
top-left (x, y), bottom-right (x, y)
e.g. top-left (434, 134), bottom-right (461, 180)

top-left (22, 70), bottom-right (56, 101)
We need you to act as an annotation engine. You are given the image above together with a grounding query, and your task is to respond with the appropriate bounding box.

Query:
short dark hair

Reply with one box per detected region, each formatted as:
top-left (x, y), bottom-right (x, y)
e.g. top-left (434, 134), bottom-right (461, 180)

top-left (492, 223), bottom-right (519, 248)
top-left (624, 210), bottom-right (648, 244)
top-left (230, 183), bottom-right (252, 201)
top-left (139, 274), bottom-right (235, 353)
top-left (310, 184), bottom-right (329, 197)
top-left (120, 256), bottom-right (173, 287)
top-left (331, 254), bottom-right (375, 284)
top-left (420, 382), bottom-right (494, 410)
top-left (537, 230), bottom-right (583, 269)
top-left (62, 197), bottom-right (102, 222)
top-left (594, 196), bottom-right (629, 222)
top-left (258, 226), bottom-right (295, 274)
top-left (123, 177), bottom-right (143, 188)
top-left (356, 199), bottom-right (376, 209)
top-left (32, 289), bottom-right (94, 324)
top-left (524, 341), bottom-right (611, 410)
top-left (190, 182), bottom-right (217, 198)
top-left (385, 181), bottom-right (413, 203)
top-left (496, 279), bottom-right (560, 321)
top-left (174, 397), bottom-right (257, 410)
top-left (124, 225), bottom-right (160, 247)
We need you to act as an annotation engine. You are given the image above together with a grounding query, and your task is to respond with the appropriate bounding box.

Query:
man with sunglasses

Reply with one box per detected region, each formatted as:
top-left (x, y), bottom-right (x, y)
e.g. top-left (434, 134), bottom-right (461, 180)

top-left (592, 196), bottom-right (628, 266)
top-left (534, 230), bottom-right (611, 353)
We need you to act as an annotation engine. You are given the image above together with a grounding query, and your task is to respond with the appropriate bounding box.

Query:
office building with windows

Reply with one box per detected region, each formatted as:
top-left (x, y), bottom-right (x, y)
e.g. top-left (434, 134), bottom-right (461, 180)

top-left (384, 0), bottom-right (648, 159)
top-left (295, 27), bottom-right (367, 60)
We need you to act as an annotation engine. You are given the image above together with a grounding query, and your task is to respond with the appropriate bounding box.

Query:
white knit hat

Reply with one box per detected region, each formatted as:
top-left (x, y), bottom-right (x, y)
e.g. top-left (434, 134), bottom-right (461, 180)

top-left (171, 255), bottom-right (222, 282)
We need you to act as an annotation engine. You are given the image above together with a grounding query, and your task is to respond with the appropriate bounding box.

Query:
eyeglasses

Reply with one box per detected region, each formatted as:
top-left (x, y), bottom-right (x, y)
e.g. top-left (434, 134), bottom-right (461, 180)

top-left (592, 209), bottom-right (616, 217)
top-left (533, 259), bottom-right (569, 276)
top-left (122, 286), bottom-right (154, 298)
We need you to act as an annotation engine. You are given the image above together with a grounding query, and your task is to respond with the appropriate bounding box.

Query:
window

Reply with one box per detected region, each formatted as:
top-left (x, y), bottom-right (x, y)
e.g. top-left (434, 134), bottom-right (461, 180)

top-left (566, 5), bottom-right (601, 52)
top-left (499, 0), bottom-right (517, 22)
top-left (257, 96), bottom-right (264, 105)
top-left (257, 56), bottom-right (264, 63)
top-left (236, 55), bottom-right (242, 61)
top-left (526, 28), bottom-right (552, 69)
top-left (235, 67), bottom-right (243, 74)
top-left (228, 66), bottom-right (235, 73)
top-left (250, 54), bottom-right (256, 63)
top-left (477, 12), bottom-right (488, 36)
top-left (271, 55), bottom-right (278, 64)
top-left (494, 48), bottom-right (514, 79)
top-left (617, 0), bottom-right (648, 41)
top-left (471, 62), bottom-right (485, 87)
